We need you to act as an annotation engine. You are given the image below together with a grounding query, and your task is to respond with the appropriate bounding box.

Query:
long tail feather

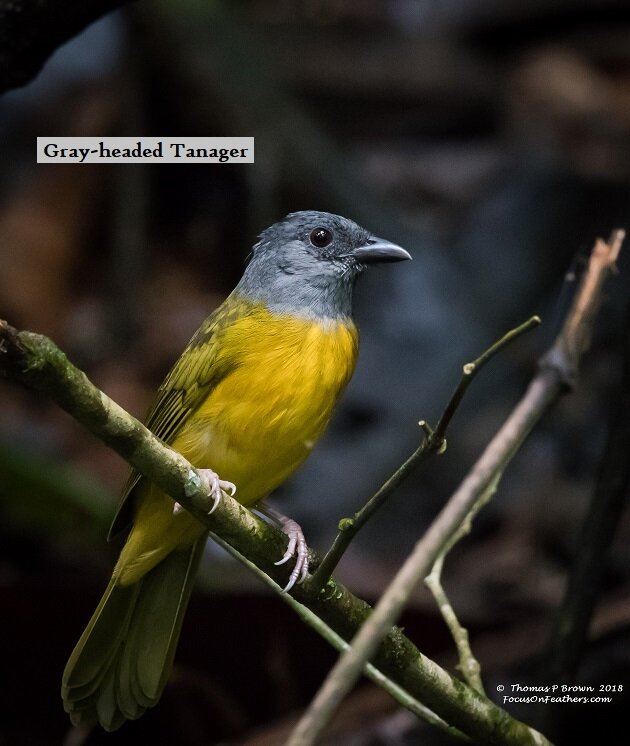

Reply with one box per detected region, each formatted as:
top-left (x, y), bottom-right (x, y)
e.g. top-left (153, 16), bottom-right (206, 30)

top-left (62, 535), bottom-right (207, 731)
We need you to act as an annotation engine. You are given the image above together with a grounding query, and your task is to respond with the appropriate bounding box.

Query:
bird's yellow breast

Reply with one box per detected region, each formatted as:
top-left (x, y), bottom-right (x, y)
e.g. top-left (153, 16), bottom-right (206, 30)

top-left (116, 302), bottom-right (358, 584)
top-left (173, 306), bottom-right (359, 504)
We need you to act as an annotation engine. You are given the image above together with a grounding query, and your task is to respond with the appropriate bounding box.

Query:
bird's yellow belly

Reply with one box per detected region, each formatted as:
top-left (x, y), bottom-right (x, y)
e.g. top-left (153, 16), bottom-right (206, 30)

top-left (175, 315), bottom-right (358, 503)
top-left (116, 311), bottom-right (358, 585)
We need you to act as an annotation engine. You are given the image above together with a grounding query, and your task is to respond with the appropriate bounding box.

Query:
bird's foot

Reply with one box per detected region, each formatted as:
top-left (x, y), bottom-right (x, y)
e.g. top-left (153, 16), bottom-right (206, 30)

top-left (173, 468), bottom-right (236, 515)
top-left (262, 506), bottom-right (309, 592)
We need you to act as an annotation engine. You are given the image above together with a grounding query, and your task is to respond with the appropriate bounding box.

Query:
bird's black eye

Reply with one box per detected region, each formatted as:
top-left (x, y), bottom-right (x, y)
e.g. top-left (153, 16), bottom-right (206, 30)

top-left (309, 227), bottom-right (333, 248)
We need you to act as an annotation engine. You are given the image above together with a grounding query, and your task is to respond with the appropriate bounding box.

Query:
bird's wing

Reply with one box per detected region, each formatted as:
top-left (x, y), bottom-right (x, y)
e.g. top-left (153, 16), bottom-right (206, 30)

top-left (108, 297), bottom-right (246, 539)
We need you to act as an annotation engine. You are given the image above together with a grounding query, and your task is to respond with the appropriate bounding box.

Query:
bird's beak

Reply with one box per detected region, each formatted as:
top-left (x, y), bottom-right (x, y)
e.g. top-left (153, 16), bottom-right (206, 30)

top-left (352, 237), bottom-right (412, 264)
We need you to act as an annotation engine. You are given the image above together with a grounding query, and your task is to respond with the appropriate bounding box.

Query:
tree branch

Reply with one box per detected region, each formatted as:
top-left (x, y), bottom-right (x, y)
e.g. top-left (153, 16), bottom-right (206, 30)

top-left (211, 531), bottom-right (471, 741)
top-left (0, 318), bottom-right (548, 745)
top-left (286, 230), bottom-right (623, 746)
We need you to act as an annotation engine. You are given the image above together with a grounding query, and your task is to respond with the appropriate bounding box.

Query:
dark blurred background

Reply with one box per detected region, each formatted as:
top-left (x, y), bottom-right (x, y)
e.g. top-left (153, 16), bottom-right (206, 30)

top-left (1, 1), bottom-right (630, 744)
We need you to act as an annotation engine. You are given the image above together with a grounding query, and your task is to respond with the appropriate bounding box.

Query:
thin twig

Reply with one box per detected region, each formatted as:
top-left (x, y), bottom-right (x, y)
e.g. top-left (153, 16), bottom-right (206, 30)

top-left (286, 231), bottom-right (623, 746)
top-left (433, 315), bottom-right (541, 441)
top-left (425, 472), bottom-right (501, 695)
top-left (311, 315), bottom-right (541, 592)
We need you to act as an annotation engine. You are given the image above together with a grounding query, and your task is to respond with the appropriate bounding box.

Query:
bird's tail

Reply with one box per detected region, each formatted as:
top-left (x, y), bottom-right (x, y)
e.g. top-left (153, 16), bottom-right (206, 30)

top-left (61, 535), bottom-right (207, 731)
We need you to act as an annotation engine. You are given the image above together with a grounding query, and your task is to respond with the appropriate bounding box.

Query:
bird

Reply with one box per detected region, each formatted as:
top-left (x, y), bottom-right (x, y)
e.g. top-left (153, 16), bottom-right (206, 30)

top-left (61, 210), bottom-right (411, 731)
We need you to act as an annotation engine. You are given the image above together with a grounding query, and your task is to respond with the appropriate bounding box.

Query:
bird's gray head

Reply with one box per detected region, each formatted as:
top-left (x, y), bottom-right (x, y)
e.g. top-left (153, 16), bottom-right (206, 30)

top-left (237, 211), bottom-right (411, 320)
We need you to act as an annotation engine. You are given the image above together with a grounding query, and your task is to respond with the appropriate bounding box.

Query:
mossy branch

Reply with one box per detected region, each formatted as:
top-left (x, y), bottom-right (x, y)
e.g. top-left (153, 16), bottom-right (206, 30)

top-left (211, 532), bottom-right (471, 741)
top-left (1, 318), bottom-right (548, 745)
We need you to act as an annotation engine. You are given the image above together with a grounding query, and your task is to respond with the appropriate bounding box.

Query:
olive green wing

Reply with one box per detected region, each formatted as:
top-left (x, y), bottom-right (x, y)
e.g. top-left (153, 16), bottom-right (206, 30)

top-left (108, 297), bottom-right (247, 539)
